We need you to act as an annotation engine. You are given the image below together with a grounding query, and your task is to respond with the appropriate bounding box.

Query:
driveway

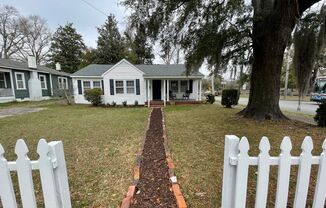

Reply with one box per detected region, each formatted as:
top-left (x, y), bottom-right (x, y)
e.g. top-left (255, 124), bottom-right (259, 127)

top-left (0, 107), bottom-right (45, 118)
top-left (216, 97), bottom-right (318, 115)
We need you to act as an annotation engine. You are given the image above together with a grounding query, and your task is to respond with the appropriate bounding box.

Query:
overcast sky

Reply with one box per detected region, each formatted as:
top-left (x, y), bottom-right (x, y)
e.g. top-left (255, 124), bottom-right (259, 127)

top-left (1, 0), bottom-right (128, 47)
top-left (0, 0), bottom-right (215, 76)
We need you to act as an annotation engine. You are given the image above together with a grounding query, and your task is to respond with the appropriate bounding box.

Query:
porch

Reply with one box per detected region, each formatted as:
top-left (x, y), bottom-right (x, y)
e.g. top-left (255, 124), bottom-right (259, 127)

top-left (145, 78), bottom-right (202, 107)
top-left (0, 70), bottom-right (15, 102)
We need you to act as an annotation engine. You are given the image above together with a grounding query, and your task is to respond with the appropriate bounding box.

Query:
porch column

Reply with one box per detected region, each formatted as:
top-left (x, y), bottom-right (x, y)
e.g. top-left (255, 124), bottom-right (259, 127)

top-left (167, 80), bottom-right (169, 102)
top-left (163, 79), bottom-right (166, 106)
top-left (9, 70), bottom-right (15, 98)
top-left (147, 79), bottom-right (150, 107)
top-left (199, 79), bottom-right (202, 101)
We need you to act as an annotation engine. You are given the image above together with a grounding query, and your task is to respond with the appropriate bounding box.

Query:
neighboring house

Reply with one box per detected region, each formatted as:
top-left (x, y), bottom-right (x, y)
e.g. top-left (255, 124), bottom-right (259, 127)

top-left (71, 59), bottom-right (204, 106)
top-left (0, 57), bottom-right (72, 103)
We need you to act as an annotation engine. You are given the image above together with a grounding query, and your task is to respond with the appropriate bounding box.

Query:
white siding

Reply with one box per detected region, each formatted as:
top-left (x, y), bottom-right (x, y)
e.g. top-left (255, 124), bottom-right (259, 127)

top-left (73, 78), bottom-right (104, 104)
top-left (103, 62), bottom-right (145, 105)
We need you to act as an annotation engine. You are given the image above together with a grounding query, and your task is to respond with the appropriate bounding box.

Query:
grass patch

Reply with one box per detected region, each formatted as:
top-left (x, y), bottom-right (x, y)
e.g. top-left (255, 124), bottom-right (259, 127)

top-left (165, 104), bottom-right (325, 207)
top-left (0, 101), bottom-right (149, 207)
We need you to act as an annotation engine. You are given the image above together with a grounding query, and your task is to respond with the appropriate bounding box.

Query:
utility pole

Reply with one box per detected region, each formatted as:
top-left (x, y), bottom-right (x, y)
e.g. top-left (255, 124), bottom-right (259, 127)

top-left (211, 73), bottom-right (215, 95)
top-left (284, 47), bottom-right (291, 100)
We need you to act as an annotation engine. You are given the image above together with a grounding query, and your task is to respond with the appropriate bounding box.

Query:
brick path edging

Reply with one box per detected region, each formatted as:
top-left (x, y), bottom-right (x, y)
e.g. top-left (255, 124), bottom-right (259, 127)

top-left (161, 108), bottom-right (187, 208)
top-left (120, 107), bottom-right (187, 208)
top-left (120, 108), bottom-right (153, 208)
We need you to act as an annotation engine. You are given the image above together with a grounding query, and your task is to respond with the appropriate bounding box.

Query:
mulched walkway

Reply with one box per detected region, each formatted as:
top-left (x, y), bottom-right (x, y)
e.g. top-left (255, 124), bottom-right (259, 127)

top-left (131, 108), bottom-right (177, 208)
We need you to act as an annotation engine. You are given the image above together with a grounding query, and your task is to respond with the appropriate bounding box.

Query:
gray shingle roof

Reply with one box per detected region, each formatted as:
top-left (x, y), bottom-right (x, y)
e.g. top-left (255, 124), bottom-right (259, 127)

top-left (136, 64), bottom-right (203, 77)
top-left (71, 64), bottom-right (114, 76)
top-left (0, 59), bottom-right (71, 76)
top-left (71, 63), bottom-right (204, 77)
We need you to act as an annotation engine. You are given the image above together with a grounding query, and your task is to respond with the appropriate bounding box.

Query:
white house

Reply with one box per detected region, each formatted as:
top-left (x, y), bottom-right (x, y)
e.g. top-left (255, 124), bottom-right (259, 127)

top-left (71, 59), bottom-right (204, 106)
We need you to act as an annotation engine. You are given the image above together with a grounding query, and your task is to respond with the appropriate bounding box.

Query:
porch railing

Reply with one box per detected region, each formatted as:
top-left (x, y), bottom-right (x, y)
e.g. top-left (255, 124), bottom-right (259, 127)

top-left (0, 88), bottom-right (14, 97)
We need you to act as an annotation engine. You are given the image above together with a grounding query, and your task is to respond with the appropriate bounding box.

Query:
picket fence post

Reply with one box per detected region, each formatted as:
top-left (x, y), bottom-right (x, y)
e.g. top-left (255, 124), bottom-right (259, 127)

top-left (312, 139), bottom-right (326, 208)
top-left (234, 137), bottom-right (250, 208)
top-left (293, 136), bottom-right (313, 208)
top-left (38, 139), bottom-right (60, 208)
top-left (0, 144), bottom-right (17, 208)
top-left (275, 137), bottom-right (292, 208)
top-left (221, 135), bottom-right (239, 208)
top-left (255, 137), bottom-right (271, 208)
top-left (49, 141), bottom-right (72, 208)
top-left (15, 139), bottom-right (37, 208)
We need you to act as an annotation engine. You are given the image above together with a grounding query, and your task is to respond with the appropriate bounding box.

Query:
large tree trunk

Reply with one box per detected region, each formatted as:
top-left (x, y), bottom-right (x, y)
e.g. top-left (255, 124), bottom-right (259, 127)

top-left (239, 0), bottom-right (320, 120)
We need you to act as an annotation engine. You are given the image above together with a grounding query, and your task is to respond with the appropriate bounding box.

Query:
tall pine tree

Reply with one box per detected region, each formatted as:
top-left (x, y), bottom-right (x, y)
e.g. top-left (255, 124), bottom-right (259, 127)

top-left (96, 14), bottom-right (125, 64)
top-left (48, 23), bottom-right (85, 73)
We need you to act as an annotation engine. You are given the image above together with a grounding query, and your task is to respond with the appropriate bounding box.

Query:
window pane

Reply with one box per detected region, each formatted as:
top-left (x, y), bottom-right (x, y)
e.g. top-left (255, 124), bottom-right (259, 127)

top-left (115, 81), bottom-right (124, 94)
top-left (180, 81), bottom-right (188, 92)
top-left (116, 81), bottom-right (123, 87)
top-left (83, 81), bottom-right (91, 90)
top-left (0, 73), bottom-right (5, 88)
top-left (18, 81), bottom-right (24, 89)
top-left (171, 81), bottom-right (178, 92)
top-left (126, 81), bottom-right (135, 94)
top-left (93, 81), bottom-right (101, 88)
top-left (16, 74), bottom-right (22, 81)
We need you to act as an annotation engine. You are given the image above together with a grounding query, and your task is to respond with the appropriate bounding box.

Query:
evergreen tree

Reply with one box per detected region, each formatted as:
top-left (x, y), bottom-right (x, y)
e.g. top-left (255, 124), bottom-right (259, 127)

top-left (48, 23), bottom-right (85, 73)
top-left (80, 47), bottom-right (97, 68)
top-left (95, 14), bottom-right (125, 64)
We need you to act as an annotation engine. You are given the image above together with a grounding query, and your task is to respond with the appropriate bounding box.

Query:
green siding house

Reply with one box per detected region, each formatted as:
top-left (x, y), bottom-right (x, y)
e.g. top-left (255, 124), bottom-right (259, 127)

top-left (0, 57), bottom-right (71, 103)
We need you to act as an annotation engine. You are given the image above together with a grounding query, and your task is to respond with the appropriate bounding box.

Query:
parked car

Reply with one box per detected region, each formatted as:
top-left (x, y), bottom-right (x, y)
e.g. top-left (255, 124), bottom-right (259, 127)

top-left (310, 92), bottom-right (326, 103)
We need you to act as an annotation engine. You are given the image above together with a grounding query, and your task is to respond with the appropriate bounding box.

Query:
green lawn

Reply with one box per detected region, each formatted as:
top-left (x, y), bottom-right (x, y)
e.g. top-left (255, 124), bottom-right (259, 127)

top-left (0, 101), bottom-right (149, 207)
top-left (165, 105), bottom-right (325, 208)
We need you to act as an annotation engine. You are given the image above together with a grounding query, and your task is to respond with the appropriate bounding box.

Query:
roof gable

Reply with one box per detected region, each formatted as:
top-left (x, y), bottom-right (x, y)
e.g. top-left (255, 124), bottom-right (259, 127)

top-left (102, 59), bottom-right (144, 77)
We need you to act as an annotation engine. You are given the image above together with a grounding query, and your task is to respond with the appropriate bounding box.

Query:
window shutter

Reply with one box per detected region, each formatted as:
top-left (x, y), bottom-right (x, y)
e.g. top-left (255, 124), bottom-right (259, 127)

top-left (101, 80), bottom-right (104, 94)
top-left (189, 80), bottom-right (193, 93)
top-left (77, 80), bottom-right (82, 95)
top-left (136, 79), bottom-right (140, 95)
top-left (110, 79), bottom-right (114, 95)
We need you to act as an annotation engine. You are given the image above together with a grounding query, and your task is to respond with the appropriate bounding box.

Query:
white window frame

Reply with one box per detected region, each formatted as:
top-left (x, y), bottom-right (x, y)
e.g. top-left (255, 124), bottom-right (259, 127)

top-left (115, 80), bottom-right (124, 94)
top-left (83, 81), bottom-right (91, 92)
top-left (39, 74), bottom-right (47, 90)
top-left (93, 81), bottom-right (102, 89)
top-left (58, 77), bottom-right (68, 90)
top-left (0, 72), bottom-right (7, 89)
top-left (15, 72), bottom-right (26, 90)
top-left (126, 80), bottom-right (135, 94)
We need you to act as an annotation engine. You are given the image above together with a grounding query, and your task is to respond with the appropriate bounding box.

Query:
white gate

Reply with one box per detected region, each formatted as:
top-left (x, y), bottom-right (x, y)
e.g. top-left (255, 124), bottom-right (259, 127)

top-left (222, 135), bottom-right (326, 208)
top-left (0, 139), bottom-right (71, 208)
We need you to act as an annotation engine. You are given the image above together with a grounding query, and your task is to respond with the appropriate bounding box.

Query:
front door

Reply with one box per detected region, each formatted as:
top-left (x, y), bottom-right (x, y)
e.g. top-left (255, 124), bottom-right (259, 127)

top-left (152, 80), bottom-right (161, 100)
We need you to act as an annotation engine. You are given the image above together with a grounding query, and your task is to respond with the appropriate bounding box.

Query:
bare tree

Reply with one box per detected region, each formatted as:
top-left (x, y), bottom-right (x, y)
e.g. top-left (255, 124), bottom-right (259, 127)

top-left (17, 15), bottom-right (51, 63)
top-left (0, 5), bottom-right (24, 59)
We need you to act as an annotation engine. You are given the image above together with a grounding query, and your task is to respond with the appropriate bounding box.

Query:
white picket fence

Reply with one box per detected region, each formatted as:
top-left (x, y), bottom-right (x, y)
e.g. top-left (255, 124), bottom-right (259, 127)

top-left (222, 135), bottom-right (326, 208)
top-left (0, 139), bottom-right (71, 208)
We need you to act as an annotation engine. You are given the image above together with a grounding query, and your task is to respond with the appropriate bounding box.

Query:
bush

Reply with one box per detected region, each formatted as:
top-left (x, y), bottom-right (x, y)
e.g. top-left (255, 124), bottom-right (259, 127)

top-left (122, 101), bottom-right (127, 106)
top-left (221, 89), bottom-right (239, 108)
top-left (205, 94), bottom-right (215, 104)
top-left (134, 100), bottom-right (138, 106)
top-left (314, 101), bottom-right (326, 127)
top-left (84, 89), bottom-right (102, 106)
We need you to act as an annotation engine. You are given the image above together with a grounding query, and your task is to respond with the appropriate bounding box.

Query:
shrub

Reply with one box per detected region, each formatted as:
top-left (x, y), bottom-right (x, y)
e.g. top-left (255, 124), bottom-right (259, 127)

top-left (122, 101), bottom-right (127, 106)
top-left (134, 100), bottom-right (138, 106)
top-left (221, 89), bottom-right (239, 108)
top-left (314, 101), bottom-right (326, 127)
top-left (84, 89), bottom-right (102, 106)
top-left (111, 101), bottom-right (116, 107)
top-left (205, 94), bottom-right (215, 104)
